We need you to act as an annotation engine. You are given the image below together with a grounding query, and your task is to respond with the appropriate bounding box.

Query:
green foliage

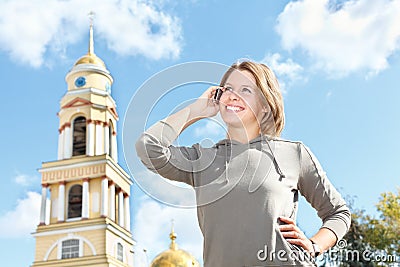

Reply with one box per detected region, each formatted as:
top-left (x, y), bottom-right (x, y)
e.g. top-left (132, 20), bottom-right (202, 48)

top-left (364, 188), bottom-right (400, 255)
top-left (337, 189), bottom-right (400, 267)
top-left (339, 207), bottom-right (377, 267)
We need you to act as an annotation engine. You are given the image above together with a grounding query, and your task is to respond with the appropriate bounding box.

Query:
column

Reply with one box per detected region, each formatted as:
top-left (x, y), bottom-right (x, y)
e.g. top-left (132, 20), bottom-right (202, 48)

top-left (57, 129), bottom-right (64, 160)
top-left (63, 123), bottom-right (72, 158)
top-left (39, 184), bottom-right (48, 225)
top-left (111, 131), bottom-right (118, 162)
top-left (124, 194), bottom-right (130, 231)
top-left (87, 120), bottom-right (95, 156)
top-left (95, 121), bottom-right (104, 155)
top-left (118, 189), bottom-right (125, 228)
top-left (104, 122), bottom-right (110, 156)
top-left (58, 181), bottom-right (65, 222)
top-left (82, 178), bottom-right (90, 219)
top-left (109, 182), bottom-right (116, 221)
top-left (100, 177), bottom-right (108, 217)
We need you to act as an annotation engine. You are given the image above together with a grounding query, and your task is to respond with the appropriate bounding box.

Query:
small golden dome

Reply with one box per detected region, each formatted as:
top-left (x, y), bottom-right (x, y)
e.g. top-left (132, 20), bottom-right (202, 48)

top-left (150, 226), bottom-right (200, 267)
top-left (74, 22), bottom-right (106, 68)
top-left (74, 53), bottom-right (106, 68)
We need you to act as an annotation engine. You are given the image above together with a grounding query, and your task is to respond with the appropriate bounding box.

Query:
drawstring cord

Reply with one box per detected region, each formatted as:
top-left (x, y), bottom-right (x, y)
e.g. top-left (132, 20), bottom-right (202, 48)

top-left (216, 136), bottom-right (286, 184)
top-left (225, 140), bottom-right (229, 183)
top-left (264, 136), bottom-right (286, 179)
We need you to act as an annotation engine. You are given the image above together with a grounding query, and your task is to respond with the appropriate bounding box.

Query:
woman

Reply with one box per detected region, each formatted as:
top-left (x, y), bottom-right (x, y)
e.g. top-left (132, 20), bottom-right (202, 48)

top-left (136, 61), bottom-right (351, 266)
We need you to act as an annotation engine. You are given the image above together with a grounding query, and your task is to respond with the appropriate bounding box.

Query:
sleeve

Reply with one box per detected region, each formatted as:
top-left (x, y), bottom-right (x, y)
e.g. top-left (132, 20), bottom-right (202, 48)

top-left (135, 120), bottom-right (198, 186)
top-left (298, 143), bottom-right (351, 242)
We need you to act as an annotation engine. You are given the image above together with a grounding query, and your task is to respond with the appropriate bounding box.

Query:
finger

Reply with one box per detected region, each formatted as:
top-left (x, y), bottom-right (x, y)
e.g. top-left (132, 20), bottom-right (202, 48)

top-left (202, 86), bottom-right (218, 99)
top-left (279, 216), bottom-right (295, 225)
top-left (285, 238), bottom-right (310, 250)
top-left (279, 224), bottom-right (296, 232)
top-left (280, 224), bottom-right (302, 233)
top-left (286, 237), bottom-right (314, 254)
top-left (209, 86), bottom-right (221, 99)
top-left (210, 86), bottom-right (219, 92)
top-left (212, 86), bottom-right (225, 105)
top-left (281, 231), bottom-right (301, 239)
top-left (211, 86), bottom-right (221, 96)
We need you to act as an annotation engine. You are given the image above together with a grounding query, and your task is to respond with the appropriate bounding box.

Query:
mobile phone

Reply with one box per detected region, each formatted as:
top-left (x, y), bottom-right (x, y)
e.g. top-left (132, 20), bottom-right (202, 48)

top-left (213, 87), bottom-right (223, 103)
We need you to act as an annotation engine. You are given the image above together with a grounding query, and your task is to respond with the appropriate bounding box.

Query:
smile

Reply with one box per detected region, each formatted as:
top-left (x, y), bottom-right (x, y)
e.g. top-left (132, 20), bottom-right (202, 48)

top-left (226, 105), bottom-right (245, 112)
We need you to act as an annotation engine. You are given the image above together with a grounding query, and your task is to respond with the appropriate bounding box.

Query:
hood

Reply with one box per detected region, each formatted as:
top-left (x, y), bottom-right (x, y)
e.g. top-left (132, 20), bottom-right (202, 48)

top-left (213, 134), bottom-right (272, 147)
top-left (213, 135), bottom-right (286, 179)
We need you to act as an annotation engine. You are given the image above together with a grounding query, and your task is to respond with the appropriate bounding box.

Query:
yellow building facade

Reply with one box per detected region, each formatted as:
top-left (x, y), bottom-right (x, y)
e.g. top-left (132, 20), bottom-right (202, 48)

top-left (31, 23), bottom-right (135, 267)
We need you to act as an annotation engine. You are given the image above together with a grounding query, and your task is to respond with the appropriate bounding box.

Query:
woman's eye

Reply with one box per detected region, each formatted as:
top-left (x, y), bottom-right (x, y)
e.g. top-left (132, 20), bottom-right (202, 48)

top-left (225, 87), bottom-right (233, 92)
top-left (242, 87), bottom-right (252, 93)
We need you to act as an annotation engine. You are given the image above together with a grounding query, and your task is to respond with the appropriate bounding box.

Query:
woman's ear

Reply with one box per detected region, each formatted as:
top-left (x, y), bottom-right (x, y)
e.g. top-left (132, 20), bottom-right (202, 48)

top-left (261, 101), bottom-right (271, 113)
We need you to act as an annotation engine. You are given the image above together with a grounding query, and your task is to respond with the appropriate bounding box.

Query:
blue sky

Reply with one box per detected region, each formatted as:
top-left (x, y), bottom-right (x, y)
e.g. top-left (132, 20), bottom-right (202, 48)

top-left (0, 0), bottom-right (400, 266)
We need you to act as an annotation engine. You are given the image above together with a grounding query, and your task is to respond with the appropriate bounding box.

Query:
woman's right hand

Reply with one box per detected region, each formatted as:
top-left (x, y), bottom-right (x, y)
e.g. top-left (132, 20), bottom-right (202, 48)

top-left (188, 86), bottom-right (222, 119)
top-left (160, 86), bottom-right (223, 136)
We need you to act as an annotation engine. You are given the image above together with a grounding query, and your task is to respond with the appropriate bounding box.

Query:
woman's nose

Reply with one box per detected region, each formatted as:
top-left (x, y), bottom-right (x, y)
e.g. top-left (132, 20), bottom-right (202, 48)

top-left (224, 89), bottom-right (239, 100)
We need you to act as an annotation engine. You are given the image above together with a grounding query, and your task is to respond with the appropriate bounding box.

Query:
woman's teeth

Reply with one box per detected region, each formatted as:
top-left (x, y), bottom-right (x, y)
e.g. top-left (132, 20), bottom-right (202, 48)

top-left (226, 105), bottom-right (244, 112)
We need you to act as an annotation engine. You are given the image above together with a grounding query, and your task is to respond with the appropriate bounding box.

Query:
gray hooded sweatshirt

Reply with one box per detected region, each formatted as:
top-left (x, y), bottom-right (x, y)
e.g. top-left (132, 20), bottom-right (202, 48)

top-left (135, 120), bottom-right (351, 267)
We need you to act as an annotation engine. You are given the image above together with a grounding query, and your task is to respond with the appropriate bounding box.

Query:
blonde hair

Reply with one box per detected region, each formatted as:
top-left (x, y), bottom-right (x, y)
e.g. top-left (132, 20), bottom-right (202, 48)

top-left (219, 60), bottom-right (285, 136)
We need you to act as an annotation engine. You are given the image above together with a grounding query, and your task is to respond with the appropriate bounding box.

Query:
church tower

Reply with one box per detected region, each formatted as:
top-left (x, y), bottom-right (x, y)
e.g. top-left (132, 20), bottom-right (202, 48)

top-left (32, 21), bottom-right (135, 267)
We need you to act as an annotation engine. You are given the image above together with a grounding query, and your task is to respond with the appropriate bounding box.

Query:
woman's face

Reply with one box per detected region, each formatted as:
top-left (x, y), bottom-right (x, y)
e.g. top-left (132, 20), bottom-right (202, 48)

top-left (219, 69), bottom-right (266, 132)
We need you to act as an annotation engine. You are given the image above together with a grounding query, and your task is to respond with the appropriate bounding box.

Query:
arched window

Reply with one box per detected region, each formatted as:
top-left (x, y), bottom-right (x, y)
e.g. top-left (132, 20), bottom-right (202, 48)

top-left (68, 185), bottom-right (82, 218)
top-left (117, 243), bottom-right (123, 262)
top-left (72, 116), bottom-right (86, 156)
top-left (61, 239), bottom-right (79, 259)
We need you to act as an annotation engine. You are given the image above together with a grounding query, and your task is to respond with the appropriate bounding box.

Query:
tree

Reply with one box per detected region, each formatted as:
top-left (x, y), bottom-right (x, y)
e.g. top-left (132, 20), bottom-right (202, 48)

top-left (364, 188), bottom-right (400, 256)
top-left (337, 198), bottom-right (377, 267)
top-left (335, 189), bottom-right (400, 267)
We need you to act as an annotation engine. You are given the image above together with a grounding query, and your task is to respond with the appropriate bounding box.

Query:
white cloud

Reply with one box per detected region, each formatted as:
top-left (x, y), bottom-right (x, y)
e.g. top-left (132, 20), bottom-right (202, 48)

top-left (326, 90), bottom-right (333, 100)
top-left (276, 0), bottom-right (400, 76)
top-left (14, 173), bottom-right (39, 186)
top-left (134, 169), bottom-right (198, 207)
top-left (0, 0), bottom-right (182, 68)
top-left (133, 197), bottom-right (203, 265)
top-left (0, 191), bottom-right (41, 238)
top-left (194, 118), bottom-right (226, 138)
top-left (261, 53), bottom-right (305, 92)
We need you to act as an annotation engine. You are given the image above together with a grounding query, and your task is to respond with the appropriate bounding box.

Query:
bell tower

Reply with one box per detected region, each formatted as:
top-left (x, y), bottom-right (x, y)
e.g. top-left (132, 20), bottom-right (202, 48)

top-left (32, 20), bottom-right (135, 267)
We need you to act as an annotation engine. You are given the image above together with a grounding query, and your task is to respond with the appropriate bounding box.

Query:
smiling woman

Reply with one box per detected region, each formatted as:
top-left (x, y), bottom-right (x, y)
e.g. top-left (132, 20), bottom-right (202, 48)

top-left (135, 60), bottom-right (351, 267)
top-left (218, 70), bottom-right (267, 142)
top-left (217, 61), bottom-right (284, 143)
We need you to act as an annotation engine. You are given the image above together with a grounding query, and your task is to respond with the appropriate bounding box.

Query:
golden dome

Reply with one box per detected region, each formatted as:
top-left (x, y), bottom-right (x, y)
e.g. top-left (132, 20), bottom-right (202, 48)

top-left (74, 22), bottom-right (106, 68)
top-left (150, 227), bottom-right (200, 267)
top-left (74, 53), bottom-right (105, 68)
